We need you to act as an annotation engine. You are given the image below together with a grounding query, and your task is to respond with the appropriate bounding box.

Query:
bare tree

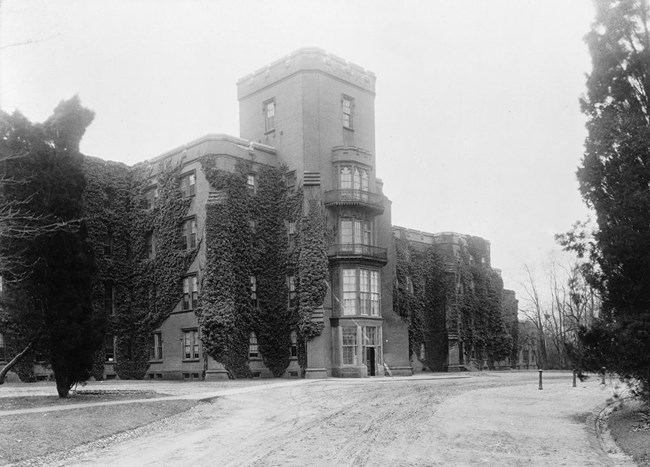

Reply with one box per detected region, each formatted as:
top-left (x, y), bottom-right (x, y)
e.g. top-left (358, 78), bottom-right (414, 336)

top-left (519, 264), bottom-right (549, 369)
top-left (519, 257), bottom-right (600, 370)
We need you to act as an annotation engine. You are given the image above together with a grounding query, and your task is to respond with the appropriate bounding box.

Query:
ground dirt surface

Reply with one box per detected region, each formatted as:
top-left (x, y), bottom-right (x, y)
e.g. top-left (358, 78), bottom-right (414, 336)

top-left (2, 372), bottom-right (625, 466)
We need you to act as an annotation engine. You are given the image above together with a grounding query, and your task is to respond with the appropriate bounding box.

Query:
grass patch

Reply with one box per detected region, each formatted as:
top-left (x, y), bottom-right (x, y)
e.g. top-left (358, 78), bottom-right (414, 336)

top-left (608, 399), bottom-right (650, 466)
top-left (0, 399), bottom-right (197, 465)
top-left (0, 389), bottom-right (167, 411)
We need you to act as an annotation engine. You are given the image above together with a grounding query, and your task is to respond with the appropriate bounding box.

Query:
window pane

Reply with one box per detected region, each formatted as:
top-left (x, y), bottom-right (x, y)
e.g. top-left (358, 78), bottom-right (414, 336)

top-left (341, 220), bottom-right (353, 245)
top-left (342, 269), bottom-right (357, 315)
top-left (360, 270), bottom-right (370, 315)
top-left (340, 167), bottom-right (352, 189)
top-left (342, 327), bottom-right (357, 365)
top-left (371, 271), bottom-right (380, 316)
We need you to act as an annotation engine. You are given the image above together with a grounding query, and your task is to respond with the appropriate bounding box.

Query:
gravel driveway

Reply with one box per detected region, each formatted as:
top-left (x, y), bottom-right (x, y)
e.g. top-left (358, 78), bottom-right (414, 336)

top-left (6, 371), bottom-right (622, 466)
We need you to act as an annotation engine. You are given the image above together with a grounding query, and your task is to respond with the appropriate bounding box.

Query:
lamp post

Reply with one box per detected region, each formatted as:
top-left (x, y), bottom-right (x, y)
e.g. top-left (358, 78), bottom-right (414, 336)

top-left (538, 369), bottom-right (543, 390)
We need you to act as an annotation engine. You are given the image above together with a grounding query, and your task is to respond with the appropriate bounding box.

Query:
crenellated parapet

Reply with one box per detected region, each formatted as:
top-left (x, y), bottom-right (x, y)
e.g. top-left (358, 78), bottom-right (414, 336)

top-left (237, 47), bottom-right (376, 99)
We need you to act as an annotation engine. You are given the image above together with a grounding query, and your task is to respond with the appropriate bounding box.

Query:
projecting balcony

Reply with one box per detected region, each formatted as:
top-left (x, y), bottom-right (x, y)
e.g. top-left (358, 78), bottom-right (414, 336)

top-left (328, 243), bottom-right (388, 265)
top-left (324, 189), bottom-right (385, 214)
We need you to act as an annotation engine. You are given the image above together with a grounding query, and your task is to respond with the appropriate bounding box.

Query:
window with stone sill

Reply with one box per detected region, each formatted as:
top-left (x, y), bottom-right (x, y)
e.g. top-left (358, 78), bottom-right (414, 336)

top-left (182, 329), bottom-right (200, 360)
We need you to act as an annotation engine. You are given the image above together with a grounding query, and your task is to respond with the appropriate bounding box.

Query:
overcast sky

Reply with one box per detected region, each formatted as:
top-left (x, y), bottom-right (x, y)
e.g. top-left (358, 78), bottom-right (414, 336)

top-left (0, 0), bottom-right (595, 307)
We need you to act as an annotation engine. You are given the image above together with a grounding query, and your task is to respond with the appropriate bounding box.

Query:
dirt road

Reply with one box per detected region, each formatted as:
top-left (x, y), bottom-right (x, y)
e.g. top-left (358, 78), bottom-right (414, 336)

top-left (47, 372), bottom-right (617, 466)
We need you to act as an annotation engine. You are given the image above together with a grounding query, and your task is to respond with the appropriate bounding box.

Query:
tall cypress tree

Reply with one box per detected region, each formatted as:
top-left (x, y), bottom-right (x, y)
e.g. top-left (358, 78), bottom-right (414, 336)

top-left (0, 97), bottom-right (102, 397)
top-left (575, 0), bottom-right (650, 400)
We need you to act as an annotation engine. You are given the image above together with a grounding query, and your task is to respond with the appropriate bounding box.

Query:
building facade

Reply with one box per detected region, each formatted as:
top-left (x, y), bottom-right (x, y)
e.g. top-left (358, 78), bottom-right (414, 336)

top-left (1, 49), bottom-right (518, 381)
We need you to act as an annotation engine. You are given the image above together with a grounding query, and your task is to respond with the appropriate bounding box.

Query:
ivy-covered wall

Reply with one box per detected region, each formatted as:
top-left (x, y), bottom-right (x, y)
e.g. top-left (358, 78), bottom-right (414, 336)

top-left (394, 233), bottom-right (515, 371)
top-left (82, 156), bottom-right (196, 380)
top-left (198, 157), bottom-right (328, 378)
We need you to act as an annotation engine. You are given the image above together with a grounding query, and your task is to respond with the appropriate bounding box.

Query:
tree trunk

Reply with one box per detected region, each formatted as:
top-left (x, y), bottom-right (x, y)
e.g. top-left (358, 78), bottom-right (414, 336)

top-left (56, 380), bottom-right (71, 398)
top-left (0, 333), bottom-right (41, 384)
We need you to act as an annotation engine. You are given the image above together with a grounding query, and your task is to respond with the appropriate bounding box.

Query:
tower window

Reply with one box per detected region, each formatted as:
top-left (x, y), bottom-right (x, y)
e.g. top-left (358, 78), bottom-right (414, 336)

top-left (264, 99), bottom-right (275, 133)
top-left (342, 96), bottom-right (354, 129)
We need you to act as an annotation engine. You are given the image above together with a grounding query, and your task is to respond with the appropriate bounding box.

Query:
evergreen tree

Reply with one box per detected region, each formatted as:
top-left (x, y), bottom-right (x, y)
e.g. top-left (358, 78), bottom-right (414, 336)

top-left (0, 97), bottom-right (102, 397)
top-left (575, 0), bottom-right (650, 400)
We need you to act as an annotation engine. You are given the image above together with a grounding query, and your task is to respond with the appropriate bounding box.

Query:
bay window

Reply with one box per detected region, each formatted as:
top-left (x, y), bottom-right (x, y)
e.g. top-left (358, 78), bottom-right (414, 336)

top-left (341, 268), bottom-right (381, 316)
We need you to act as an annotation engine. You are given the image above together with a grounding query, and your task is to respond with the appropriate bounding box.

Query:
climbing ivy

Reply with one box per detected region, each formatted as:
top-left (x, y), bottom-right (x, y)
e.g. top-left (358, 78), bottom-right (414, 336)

top-left (198, 157), bottom-right (255, 378)
top-left (296, 199), bottom-right (328, 338)
top-left (82, 156), bottom-right (196, 379)
top-left (393, 236), bottom-right (451, 370)
top-left (198, 157), bottom-right (328, 377)
top-left (394, 234), bottom-right (514, 371)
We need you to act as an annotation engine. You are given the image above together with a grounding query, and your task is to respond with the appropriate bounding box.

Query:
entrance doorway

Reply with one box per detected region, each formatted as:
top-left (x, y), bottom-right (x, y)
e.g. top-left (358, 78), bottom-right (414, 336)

top-left (366, 347), bottom-right (376, 376)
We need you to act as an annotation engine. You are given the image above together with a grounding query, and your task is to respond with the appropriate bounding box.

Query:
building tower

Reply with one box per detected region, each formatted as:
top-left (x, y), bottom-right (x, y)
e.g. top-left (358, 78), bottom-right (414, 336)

top-left (238, 48), bottom-right (411, 377)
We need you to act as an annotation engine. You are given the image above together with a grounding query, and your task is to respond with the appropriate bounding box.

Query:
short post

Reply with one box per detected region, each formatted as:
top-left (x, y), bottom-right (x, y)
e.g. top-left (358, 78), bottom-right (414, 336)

top-left (538, 369), bottom-right (543, 390)
top-left (601, 367), bottom-right (606, 385)
top-left (572, 369), bottom-right (577, 388)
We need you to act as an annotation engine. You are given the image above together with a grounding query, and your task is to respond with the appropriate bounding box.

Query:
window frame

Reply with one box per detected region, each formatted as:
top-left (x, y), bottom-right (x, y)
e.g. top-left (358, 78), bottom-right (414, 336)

top-left (151, 332), bottom-right (163, 360)
top-left (247, 173), bottom-right (257, 195)
top-left (181, 217), bottom-right (198, 250)
top-left (287, 275), bottom-right (297, 308)
top-left (264, 98), bottom-right (276, 133)
top-left (342, 95), bottom-right (354, 130)
top-left (340, 217), bottom-right (373, 250)
top-left (338, 164), bottom-right (370, 191)
top-left (182, 275), bottom-right (199, 311)
top-left (180, 171), bottom-right (196, 197)
top-left (182, 328), bottom-right (200, 361)
top-left (249, 332), bottom-right (260, 359)
top-left (340, 268), bottom-right (381, 317)
top-left (342, 327), bottom-right (357, 365)
top-left (145, 185), bottom-right (158, 210)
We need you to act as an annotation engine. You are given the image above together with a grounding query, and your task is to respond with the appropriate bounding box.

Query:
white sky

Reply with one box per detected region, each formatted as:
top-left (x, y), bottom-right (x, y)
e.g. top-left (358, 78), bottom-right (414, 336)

top-left (0, 0), bottom-right (595, 305)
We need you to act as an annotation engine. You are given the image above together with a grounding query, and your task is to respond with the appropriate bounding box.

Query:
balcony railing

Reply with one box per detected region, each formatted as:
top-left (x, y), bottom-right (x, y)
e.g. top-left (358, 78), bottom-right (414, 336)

top-left (328, 243), bottom-right (388, 264)
top-left (324, 189), bottom-right (384, 213)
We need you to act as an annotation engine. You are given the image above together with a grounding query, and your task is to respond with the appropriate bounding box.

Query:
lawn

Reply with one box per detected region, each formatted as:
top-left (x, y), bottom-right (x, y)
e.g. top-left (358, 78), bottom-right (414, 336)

top-left (0, 390), bottom-right (198, 465)
top-left (608, 399), bottom-right (650, 466)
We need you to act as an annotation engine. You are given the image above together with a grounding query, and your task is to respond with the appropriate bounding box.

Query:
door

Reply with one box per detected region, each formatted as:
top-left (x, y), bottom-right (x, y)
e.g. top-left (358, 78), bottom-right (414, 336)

top-left (366, 347), bottom-right (376, 376)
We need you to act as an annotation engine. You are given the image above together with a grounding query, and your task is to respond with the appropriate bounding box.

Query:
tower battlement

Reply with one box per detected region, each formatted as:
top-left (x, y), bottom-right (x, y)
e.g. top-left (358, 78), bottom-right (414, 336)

top-left (237, 47), bottom-right (376, 99)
